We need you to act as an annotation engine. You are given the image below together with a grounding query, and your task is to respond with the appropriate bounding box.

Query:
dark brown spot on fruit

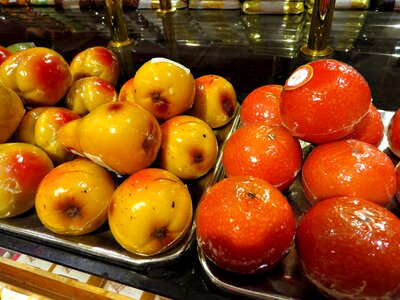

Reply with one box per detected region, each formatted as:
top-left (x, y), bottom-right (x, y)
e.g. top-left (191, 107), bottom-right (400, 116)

top-left (66, 206), bottom-right (80, 218)
top-left (247, 192), bottom-right (256, 199)
top-left (193, 152), bottom-right (204, 163)
top-left (172, 201), bottom-right (175, 208)
top-left (152, 92), bottom-right (168, 112)
top-left (57, 198), bottom-right (82, 218)
top-left (152, 227), bottom-right (167, 240)
top-left (108, 199), bottom-right (115, 216)
top-left (152, 92), bottom-right (160, 102)
top-left (107, 102), bottom-right (123, 112)
top-left (221, 95), bottom-right (235, 117)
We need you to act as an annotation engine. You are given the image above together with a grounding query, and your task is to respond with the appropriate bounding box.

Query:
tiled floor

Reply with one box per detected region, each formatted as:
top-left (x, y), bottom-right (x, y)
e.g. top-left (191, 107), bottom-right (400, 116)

top-left (0, 247), bottom-right (169, 300)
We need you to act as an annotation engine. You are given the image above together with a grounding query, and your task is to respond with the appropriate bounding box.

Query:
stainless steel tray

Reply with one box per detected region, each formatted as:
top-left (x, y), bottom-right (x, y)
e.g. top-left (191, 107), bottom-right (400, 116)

top-left (0, 110), bottom-right (241, 271)
top-left (198, 109), bottom-right (399, 299)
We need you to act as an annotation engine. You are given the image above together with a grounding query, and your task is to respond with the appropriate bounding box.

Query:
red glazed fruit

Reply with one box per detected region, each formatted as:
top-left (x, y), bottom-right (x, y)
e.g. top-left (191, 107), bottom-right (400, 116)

top-left (240, 84), bottom-right (283, 127)
top-left (280, 59), bottom-right (371, 144)
top-left (222, 124), bottom-right (303, 191)
top-left (196, 175), bottom-right (296, 274)
top-left (396, 163), bottom-right (400, 201)
top-left (0, 47), bottom-right (71, 107)
top-left (69, 46), bottom-right (120, 86)
top-left (296, 196), bottom-right (400, 300)
top-left (301, 139), bottom-right (396, 207)
top-left (344, 104), bottom-right (384, 147)
top-left (388, 108), bottom-right (400, 158)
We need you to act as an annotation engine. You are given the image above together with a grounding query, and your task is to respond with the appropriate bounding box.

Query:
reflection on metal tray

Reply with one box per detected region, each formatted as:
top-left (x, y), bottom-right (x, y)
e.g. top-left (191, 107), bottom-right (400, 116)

top-left (198, 109), bottom-right (398, 299)
top-left (0, 110), bottom-right (241, 271)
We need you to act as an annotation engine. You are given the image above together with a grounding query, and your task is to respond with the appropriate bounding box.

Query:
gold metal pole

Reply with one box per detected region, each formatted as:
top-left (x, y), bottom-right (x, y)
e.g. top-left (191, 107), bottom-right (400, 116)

top-left (161, 13), bottom-right (178, 60)
top-left (158, 0), bottom-right (176, 13)
top-left (103, 0), bottom-right (135, 84)
top-left (300, 0), bottom-right (336, 57)
top-left (103, 0), bottom-right (133, 47)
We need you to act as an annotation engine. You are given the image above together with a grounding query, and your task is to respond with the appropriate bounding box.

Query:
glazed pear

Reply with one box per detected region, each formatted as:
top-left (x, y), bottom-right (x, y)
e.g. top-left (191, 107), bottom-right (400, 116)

top-left (58, 101), bottom-right (161, 175)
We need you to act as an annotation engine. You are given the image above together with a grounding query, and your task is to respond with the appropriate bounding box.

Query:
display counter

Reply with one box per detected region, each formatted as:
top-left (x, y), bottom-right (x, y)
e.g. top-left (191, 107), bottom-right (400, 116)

top-left (0, 6), bottom-right (399, 300)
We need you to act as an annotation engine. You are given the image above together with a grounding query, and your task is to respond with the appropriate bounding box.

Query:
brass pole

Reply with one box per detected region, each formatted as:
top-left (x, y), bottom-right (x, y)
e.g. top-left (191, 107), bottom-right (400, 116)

top-left (158, 0), bottom-right (176, 13)
top-left (300, 0), bottom-right (336, 57)
top-left (103, 0), bottom-right (133, 47)
top-left (161, 13), bottom-right (178, 60)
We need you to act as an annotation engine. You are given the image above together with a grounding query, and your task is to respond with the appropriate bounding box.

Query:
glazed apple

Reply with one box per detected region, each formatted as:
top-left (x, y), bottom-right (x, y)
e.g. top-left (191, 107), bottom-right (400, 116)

top-left (117, 77), bottom-right (135, 102)
top-left (58, 101), bottom-right (161, 175)
top-left (189, 74), bottom-right (238, 128)
top-left (296, 196), bottom-right (400, 299)
top-left (0, 47), bottom-right (71, 107)
top-left (65, 76), bottom-right (118, 116)
top-left (6, 42), bottom-right (36, 54)
top-left (16, 107), bottom-right (80, 165)
top-left (108, 168), bottom-right (193, 256)
top-left (15, 107), bottom-right (48, 145)
top-left (35, 107), bottom-right (81, 165)
top-left (69, 46), bottom-right (120, 86)
top-left (157, 115), bottom-right (218, 180)
top-left (0, 46), bottom-right (11, 65)
top-left (131, 58), bottom-right (196, 120)
top-left (0, 83), bottom-right (25, 143)
top-left (35, 157), bottom-right (115, 235)
top-left (0, 143), bottom-right (54, 218)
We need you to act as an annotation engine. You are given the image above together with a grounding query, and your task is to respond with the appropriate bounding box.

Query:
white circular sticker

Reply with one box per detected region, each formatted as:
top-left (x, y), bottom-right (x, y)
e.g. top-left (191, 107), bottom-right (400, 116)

top-left (284, 65), bottom-right (313, 90)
